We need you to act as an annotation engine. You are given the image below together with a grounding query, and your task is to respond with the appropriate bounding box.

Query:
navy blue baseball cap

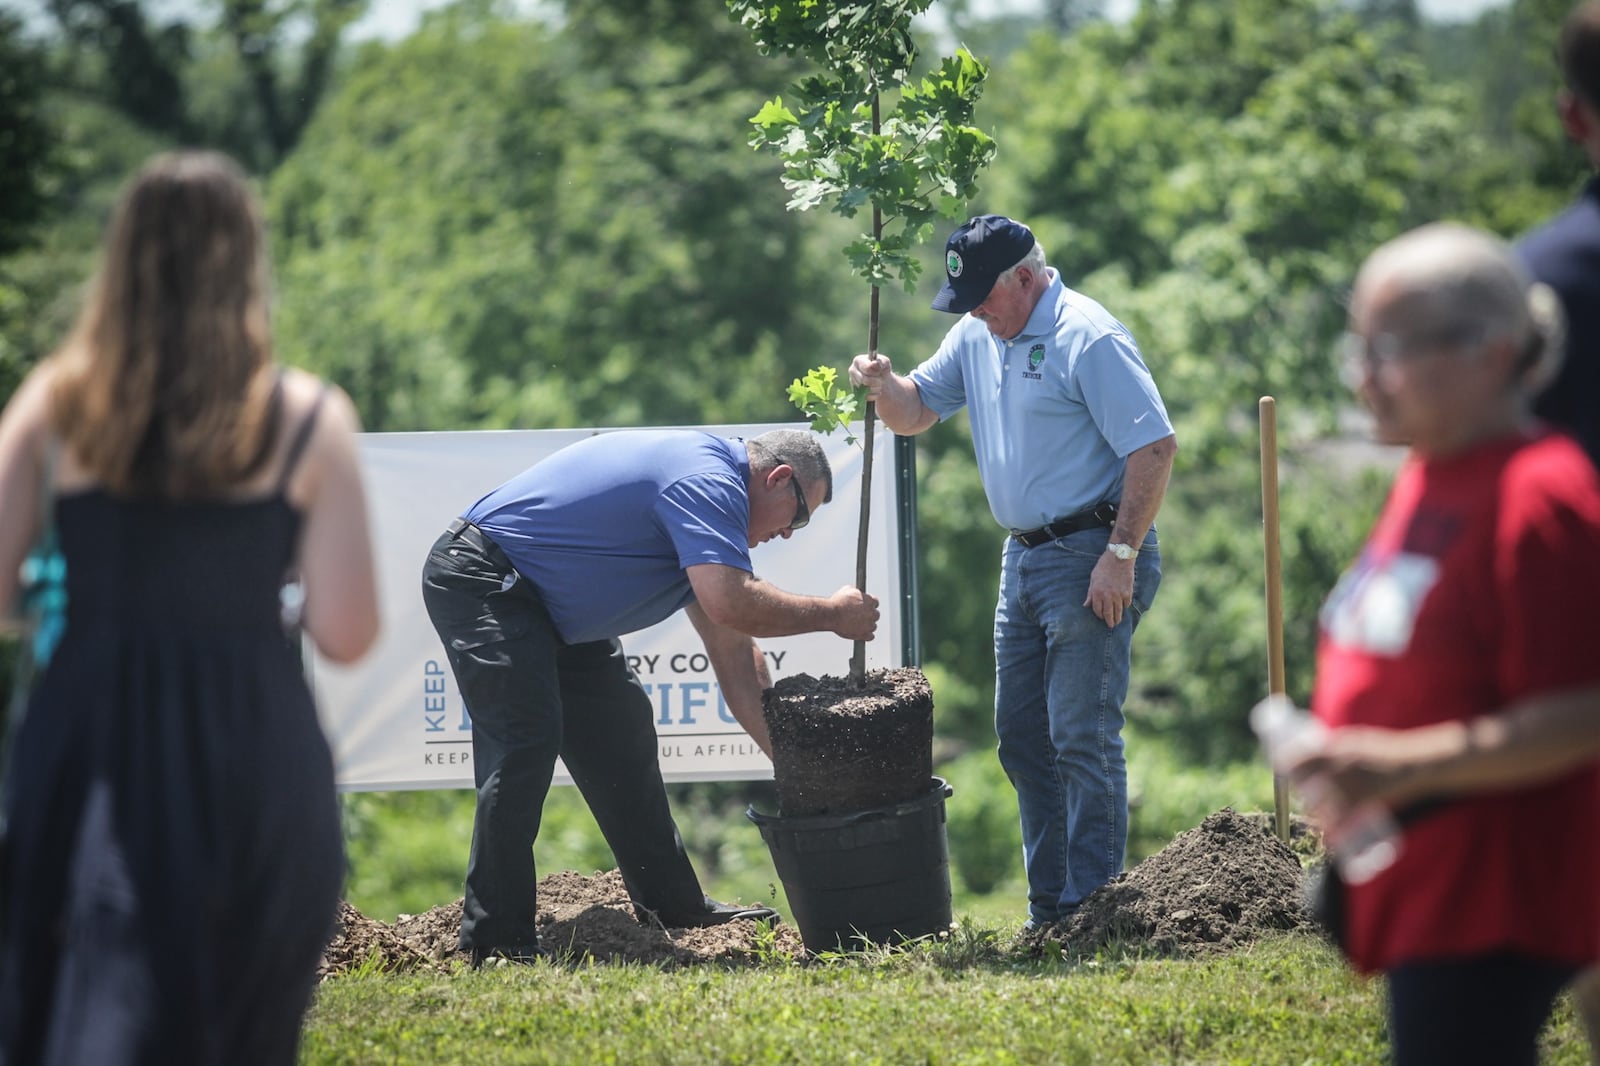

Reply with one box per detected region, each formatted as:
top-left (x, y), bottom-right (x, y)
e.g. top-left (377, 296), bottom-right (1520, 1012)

top-left (932, 214), bottom-right (1036, 314)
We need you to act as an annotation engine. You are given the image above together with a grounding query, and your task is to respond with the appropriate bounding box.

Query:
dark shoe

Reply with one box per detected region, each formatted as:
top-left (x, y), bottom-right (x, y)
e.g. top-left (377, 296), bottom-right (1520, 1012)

top-left (468, 942), bottom-right (544, 969)
top-left (655, 895), bottom-right (780, 928)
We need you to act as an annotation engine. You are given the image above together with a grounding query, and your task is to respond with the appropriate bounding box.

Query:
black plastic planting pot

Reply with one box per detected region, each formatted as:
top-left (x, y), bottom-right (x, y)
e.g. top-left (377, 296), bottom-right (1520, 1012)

top-left (747, 777), bottom-right (954, 953)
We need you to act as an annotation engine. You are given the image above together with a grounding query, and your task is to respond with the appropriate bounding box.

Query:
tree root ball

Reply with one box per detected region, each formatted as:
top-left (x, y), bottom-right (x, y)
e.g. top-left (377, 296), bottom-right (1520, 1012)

top-left (763, 666), bottom-right (934, 817)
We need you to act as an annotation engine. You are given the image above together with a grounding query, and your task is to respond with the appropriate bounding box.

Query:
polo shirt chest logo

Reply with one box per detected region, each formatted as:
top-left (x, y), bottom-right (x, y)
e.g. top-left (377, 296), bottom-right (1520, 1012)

top-left (1022, 343), bottom-right (1047, 380)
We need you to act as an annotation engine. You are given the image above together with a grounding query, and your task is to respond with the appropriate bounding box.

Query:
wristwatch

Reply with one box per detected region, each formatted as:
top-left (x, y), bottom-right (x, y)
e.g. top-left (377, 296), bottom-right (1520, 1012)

top-left (1105, 542), bottom-right (1139, 561)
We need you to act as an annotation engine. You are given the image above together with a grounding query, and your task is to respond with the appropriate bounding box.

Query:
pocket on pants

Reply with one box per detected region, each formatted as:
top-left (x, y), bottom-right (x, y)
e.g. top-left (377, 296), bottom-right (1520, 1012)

top-left (451, 588), bottom-right (537, 652)
top-left (423, 554), bottom-right (537, 652)
top-left (1129, 539), bottom-right (1162, 622)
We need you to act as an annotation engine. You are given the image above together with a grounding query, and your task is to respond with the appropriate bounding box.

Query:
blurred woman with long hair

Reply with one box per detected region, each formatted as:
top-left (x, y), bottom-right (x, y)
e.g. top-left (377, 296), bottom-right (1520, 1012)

top-left (0, 150), bottom-right (378, 1065)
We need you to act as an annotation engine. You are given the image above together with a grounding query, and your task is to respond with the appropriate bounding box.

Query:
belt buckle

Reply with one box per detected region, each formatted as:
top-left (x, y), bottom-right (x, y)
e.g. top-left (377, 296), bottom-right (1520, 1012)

top-left (1011, 527), bottom-right (1045, 548)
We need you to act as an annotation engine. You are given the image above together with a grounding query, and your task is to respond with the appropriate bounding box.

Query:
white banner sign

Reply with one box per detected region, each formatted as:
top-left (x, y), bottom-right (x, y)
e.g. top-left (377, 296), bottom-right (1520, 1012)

top-left (311, 423), bottom-right (902, 791)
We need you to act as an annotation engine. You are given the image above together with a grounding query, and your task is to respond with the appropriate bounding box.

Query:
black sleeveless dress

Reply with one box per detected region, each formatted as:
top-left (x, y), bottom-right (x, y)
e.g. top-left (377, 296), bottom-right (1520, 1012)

top-left (0, 404), bottom-right (343, 1065)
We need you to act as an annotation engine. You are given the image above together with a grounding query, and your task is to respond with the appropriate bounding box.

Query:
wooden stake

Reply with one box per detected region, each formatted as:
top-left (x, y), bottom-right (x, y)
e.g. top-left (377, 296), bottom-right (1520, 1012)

top-left (1259, 396), bottom-right (1291, 842)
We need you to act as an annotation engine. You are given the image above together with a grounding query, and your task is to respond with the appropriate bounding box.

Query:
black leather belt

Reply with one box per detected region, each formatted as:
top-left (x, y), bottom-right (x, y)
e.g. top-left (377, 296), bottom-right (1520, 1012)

top-left (446, 517), bottom-right (514, 571)
top-left (1010, 502), bottom-right (1118, 548)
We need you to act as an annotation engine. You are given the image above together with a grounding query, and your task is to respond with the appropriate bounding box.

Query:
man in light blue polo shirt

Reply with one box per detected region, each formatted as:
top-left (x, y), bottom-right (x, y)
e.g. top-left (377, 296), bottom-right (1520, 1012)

top-left (851, 214), bottom-right (1177, 934)
top-left (421, 428), bottom-right (880, 966)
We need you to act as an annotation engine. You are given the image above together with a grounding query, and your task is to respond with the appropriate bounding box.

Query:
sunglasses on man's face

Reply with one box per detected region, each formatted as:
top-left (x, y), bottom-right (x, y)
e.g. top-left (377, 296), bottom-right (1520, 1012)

top-left (788, 476), bottom-right (810, 531)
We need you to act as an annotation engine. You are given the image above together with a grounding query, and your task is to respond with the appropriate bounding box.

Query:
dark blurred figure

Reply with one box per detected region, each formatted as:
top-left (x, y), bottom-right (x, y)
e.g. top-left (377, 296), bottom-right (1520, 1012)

top-left (1518, 0), bottom-right (1600, 466)
top-left (0, 151), bottom-right (379, 1065)
top-left (1517, 5), bottom-right (1600, 1054)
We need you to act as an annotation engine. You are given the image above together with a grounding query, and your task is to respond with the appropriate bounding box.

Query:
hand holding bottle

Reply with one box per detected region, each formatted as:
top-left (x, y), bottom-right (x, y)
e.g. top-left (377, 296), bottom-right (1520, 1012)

top-left (1250, 695), bottom-right (1402, 884)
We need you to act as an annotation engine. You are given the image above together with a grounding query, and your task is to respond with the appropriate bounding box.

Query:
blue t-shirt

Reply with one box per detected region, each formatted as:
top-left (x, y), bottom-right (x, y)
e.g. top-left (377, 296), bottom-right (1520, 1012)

top-left (463, 431), bottom-right (753, 644)
top-left (909, 269), bottom-right (1173, 531)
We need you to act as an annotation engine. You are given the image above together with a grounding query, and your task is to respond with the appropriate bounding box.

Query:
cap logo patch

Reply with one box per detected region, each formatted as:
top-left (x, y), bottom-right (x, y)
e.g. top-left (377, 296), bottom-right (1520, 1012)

top-left (947, 251), bottom-right (964, 278)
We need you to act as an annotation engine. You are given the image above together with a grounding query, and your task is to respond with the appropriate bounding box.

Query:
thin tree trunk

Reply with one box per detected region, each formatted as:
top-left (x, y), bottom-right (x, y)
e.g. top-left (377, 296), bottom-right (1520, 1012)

top-left (850, 94), bottom-right (883, 685)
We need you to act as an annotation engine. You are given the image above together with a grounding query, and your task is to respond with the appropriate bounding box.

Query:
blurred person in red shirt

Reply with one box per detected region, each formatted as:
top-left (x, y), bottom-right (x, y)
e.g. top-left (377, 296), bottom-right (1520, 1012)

top-left (1286, 222), bottom-right (1600, 1066)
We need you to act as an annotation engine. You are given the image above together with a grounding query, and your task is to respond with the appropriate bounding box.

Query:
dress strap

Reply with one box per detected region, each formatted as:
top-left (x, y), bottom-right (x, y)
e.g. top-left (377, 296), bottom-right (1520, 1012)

top-left (275, 384), bottom-right (330, 495)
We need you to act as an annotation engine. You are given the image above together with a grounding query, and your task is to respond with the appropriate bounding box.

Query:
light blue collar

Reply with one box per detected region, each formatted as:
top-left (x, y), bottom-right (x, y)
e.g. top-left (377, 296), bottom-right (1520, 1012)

top-left (1008, 268), bottom-right (1066, 342)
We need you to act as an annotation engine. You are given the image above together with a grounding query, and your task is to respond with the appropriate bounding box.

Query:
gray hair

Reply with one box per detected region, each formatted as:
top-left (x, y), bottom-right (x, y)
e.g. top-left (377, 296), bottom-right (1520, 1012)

top-left (996, 238), bottom-right (1047, 289)
top-left (747, 429), bottom-right (833, 503)
top-left (1356, 222), bottom-right (1566, 393)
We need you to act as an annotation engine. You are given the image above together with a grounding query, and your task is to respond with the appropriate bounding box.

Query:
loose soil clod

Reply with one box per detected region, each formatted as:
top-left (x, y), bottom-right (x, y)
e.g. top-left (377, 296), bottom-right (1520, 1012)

top-left (319, 901), bottom-right (451, 978)
top-left (320, 870), bottom-right (803, 978)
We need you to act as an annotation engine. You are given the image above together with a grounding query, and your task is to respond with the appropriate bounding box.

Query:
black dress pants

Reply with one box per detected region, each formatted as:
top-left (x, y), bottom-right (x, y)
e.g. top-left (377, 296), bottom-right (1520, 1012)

top-left (420, 526), bottom-right (706, 953)
top-left (1386, 951), bottom-right (1578, 1066)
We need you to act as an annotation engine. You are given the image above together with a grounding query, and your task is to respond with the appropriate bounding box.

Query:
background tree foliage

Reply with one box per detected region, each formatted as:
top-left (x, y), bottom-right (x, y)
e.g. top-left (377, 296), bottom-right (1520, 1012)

top-left (42, 0), bottom-right (365, 169)
top-left (0, 12), bottom-right (58, 402)
top-left (2, 0), bottom-right (1592, 892)
top-left (270, 0), bottom-right (880, 430)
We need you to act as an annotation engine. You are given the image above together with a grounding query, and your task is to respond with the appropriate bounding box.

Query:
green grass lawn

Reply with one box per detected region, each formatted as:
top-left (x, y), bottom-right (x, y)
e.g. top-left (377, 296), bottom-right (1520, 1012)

top-left (326, 749), bottom-right (1591, 1064)
top-left (303, 931), bottom-right (1592, 1065)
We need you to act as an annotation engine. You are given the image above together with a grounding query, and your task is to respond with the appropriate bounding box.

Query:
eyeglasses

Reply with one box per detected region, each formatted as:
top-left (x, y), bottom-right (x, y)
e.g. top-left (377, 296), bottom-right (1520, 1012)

top-left (1338, 326), bottom-right (1484, 387)
top-left (787, 476), bottom-right (810, 531)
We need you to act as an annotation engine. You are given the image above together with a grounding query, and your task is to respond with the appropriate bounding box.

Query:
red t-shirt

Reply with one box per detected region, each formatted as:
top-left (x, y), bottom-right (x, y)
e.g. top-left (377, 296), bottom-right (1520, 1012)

top-left (1313, 429), bottom-right (1600, 974)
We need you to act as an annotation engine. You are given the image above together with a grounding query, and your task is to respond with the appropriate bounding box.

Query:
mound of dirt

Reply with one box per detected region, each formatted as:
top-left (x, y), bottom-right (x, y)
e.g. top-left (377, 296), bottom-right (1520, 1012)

top-left (323, 809), bottom-right (1318, 977)
top-left (322, 870), bottom-right (803, 978)
top-left (319, 901), bottom-right (451, 979)
top-left (1048, 807), bottom-right (1313, 958)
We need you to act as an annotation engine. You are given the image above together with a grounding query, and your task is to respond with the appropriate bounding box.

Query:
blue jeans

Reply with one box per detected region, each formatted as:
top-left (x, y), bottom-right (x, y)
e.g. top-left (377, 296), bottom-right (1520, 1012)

top-left (994, 527), bottom-right (1161, 925)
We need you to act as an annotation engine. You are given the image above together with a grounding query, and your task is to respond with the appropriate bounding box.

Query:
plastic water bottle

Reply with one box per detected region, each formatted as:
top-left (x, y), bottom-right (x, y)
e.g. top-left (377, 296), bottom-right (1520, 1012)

top-left (1250, 695), bottom-right (1402, 884)
top-left (280, 578), bottom-right (306, 634)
